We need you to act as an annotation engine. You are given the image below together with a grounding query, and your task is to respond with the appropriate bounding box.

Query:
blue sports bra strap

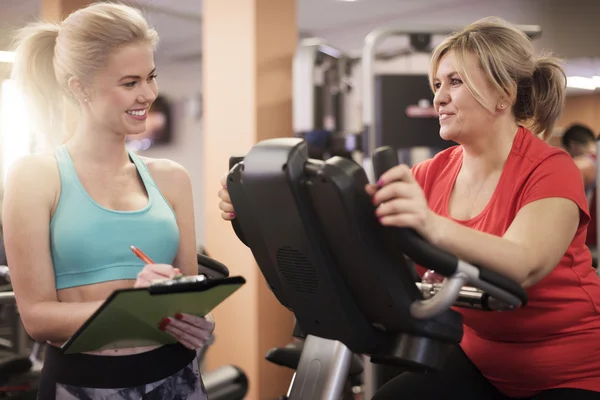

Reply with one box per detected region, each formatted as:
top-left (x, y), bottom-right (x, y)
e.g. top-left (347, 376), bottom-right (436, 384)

top-left (128, 150), bottom-right (157, 188)
top-left (54, 145), bottom-right (79, 187)
top-left (55, 144), bottom-right (70, 167)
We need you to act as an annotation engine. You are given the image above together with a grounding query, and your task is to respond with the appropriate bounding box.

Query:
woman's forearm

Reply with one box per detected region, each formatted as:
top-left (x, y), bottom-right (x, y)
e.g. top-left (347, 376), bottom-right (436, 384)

top-left (23, 300), bottom-right (104, 343)
top-left (431, 215), bottom-right (534, 286)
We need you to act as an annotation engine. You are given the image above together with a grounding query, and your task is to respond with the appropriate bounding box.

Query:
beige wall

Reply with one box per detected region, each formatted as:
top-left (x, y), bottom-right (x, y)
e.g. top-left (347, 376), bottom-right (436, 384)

top-left (549, 93), bottom-right (600, 148)
top-left (40, 0), bottom-right (91, 22)
top-left (202, 0), bottom-right (297, 399)
top-left (557, 93), bottom-right (600, 135)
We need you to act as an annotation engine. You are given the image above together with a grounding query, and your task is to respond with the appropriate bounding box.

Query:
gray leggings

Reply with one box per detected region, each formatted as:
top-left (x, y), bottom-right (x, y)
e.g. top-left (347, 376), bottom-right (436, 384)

top-left (53, 360), bottom-right (207, 400)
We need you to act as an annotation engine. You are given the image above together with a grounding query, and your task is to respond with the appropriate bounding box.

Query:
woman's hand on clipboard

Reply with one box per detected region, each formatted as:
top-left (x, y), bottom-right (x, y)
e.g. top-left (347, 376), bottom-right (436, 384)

top-left (129, 246), bottom-right (215, 350)
top-left (134, 262), bottom-right (216, 350)
top-left (133, 263), bottom-right (182, 288)
top-left (159, 313), bottom-right (215, 350)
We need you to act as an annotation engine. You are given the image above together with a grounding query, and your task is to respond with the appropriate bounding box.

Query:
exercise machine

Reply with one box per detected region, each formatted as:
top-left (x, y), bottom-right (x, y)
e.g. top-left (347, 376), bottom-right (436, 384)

top-left (227, 137), bottom-right (528, 399)
top-left (263, 276), bottom-right (519, 399)
top-left (194, 253), bottom-right (249, 400)
top-left (0, 267), bottom-right (40, 399)
top-left (265, 337), bottom-right (363, 400)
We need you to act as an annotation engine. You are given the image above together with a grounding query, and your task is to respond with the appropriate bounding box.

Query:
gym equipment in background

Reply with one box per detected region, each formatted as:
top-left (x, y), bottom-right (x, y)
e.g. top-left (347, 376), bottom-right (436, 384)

top-left (194, 254), bottom-right (249, 400)
top-left (0, 267), bottom-right (40, 399)
top-left (293, 24), bottom-right (542, 175)
top-left (203, 365), bottom-right (249, 400)
top-left (293, 39), bottom-right (361, 161)
top-left (360, 25), bottom-right (542, 155)
top-left (227, 138), bottom-right (527, 400)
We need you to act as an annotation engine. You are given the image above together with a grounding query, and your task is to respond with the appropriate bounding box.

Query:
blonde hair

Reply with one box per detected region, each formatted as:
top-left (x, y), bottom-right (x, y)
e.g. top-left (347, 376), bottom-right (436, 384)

top-left (10, 2), bottom-right (159, 151)
top-left (429, 17), bottom-right (566, 140)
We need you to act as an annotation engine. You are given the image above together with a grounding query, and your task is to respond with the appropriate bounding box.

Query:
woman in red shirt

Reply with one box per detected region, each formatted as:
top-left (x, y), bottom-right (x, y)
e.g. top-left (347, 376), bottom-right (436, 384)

top-left (367, 17), bottom-right (600, 400)
top-left (218, 16), bottom-right (600, 400)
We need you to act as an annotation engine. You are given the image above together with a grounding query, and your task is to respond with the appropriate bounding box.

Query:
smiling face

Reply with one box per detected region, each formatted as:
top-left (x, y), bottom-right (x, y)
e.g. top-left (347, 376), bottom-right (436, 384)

top-left (84, 42), bottom-right (158, 137)
top-left (432, 51), bottom-right (503, 143)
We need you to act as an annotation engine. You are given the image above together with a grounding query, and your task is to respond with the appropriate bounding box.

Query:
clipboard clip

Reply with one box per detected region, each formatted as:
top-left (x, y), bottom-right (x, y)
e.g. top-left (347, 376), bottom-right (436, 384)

top-left (151, 274), bottom-right (208, 287)
top-left (148, 274), bottom-right (211, 295)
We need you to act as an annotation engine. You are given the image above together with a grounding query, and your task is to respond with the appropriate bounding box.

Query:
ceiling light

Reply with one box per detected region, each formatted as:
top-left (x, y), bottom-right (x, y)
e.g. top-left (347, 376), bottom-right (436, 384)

top-left (0, 51), bottom-right (15, 63)
top-left (566, 76), bottom-right (596, 90)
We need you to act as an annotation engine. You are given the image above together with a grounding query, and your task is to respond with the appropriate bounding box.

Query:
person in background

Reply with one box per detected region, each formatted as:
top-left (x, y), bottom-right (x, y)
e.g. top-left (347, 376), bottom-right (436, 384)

top-left (562, 124), bottom-right (596, 196)
top-left (4, 3), bottom-right (212, 399)
top-left (561, 124), bottom-right (597, 248)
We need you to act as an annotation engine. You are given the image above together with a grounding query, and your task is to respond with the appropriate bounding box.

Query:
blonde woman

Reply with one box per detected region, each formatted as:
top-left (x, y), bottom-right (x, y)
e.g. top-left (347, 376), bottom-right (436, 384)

top-left (4, 3), bottom-right (212, 399)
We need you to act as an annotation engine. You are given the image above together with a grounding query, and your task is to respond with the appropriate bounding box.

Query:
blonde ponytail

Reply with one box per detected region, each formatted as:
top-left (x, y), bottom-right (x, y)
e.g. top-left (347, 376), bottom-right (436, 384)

top-left (10, 22), bottom-right (72, 152)
top-left (528, 57), bottom-right (566, 140)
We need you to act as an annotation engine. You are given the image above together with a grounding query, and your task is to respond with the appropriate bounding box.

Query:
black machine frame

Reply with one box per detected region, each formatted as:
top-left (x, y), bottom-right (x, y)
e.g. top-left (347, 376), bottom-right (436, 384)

top-left (227, 138), bottom-right (527, 399)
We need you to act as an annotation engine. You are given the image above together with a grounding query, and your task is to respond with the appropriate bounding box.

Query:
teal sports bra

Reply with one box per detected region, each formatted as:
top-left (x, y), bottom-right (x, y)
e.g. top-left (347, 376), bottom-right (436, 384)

top-left (50, 145), bottom-right (180, 290)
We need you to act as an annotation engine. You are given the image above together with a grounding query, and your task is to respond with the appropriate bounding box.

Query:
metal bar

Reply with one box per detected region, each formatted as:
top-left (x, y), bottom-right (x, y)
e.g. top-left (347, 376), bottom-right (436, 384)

top-left (287, 335), bottom-right (352, 400)
top-left (410, 273), bottom-right (468, 319)
top-left (0, 291), bottom-right (15, 305)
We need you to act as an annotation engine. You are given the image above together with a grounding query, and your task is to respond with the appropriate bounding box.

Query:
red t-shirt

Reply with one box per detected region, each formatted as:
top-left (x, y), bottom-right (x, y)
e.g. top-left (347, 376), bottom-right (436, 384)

top-left (412, 126), bottom-right (600, 397)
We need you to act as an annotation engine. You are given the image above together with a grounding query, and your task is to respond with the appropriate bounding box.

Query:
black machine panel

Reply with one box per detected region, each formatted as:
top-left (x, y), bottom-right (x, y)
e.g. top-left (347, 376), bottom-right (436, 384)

top-left (374, 74), bottom-right (456, 151)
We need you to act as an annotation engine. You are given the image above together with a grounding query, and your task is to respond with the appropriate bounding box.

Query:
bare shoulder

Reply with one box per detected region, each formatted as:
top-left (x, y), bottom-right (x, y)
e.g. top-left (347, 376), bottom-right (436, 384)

top-left (2, 153), bottom-right (60, 230)
top-left (138, 157), bottom-right (192, 205)
top-left (139, 156), bottom-right (190, 184)
top-left (5, 153), bottom-right (59, 197)
top-left (9, 152), bottom-right (58, 174)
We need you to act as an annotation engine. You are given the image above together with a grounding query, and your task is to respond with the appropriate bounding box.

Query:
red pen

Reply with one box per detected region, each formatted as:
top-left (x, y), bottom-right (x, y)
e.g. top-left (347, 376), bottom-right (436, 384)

top-left (130, 245), bottom-right (154, 264)
top-left (130, 245), bottom-right (183, 277)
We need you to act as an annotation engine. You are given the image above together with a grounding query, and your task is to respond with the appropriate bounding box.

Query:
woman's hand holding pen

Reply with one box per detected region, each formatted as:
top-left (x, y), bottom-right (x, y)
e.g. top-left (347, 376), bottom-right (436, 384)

top-left (131, 245), bottom-right (183, 288)
top-left (133, 264), bottom-right (182, 288)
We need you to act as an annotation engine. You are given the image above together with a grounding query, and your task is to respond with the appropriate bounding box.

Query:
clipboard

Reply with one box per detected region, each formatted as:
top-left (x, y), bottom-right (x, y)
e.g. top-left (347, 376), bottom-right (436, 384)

top-left (60, 276), bottom-right (246, 354)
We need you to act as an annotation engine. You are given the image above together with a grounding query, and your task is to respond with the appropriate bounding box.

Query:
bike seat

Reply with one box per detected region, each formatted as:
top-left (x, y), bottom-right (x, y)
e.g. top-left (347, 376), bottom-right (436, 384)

top-left (0, 356), bottom-right (32, 376)
top-left (197, 253), bottom-right (230, 279)
top-left (266, 343), bottom-right (364, 376)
